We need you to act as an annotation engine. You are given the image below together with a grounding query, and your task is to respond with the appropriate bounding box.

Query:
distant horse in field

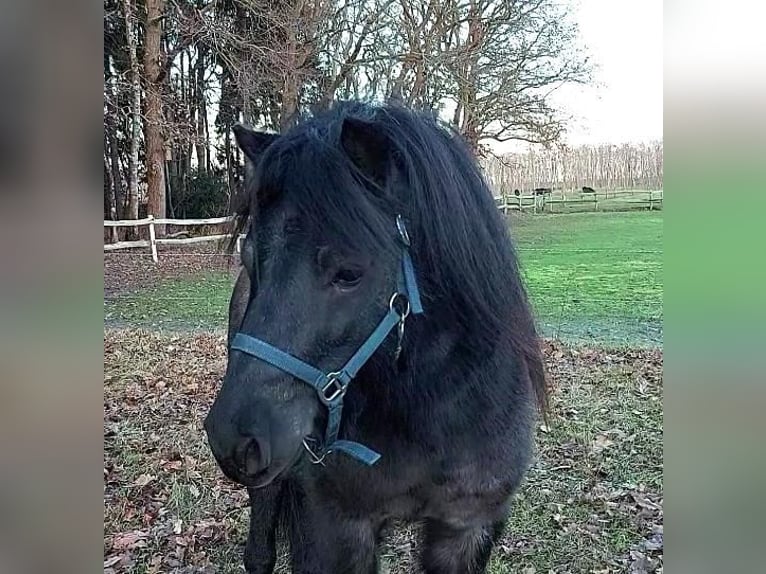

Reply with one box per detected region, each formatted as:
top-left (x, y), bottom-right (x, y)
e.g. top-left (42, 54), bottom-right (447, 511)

top-left (533, 187), bottom-right (552, 196)
top-left (582, 186), bottom-right (596, 193)
top-left (205, 102), bottom-right (547, 574)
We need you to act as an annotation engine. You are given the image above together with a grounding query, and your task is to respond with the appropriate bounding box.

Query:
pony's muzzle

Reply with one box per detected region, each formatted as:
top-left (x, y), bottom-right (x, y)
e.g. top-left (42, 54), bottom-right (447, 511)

top-left (203, 399), bottom-right (276, 484)
top-left (204, 384), bottom-right (316, 488)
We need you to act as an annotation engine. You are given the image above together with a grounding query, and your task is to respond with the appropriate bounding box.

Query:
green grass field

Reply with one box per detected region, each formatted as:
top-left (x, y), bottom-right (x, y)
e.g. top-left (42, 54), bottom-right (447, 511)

top-left (105, 211), bottom-right (662, 347)
top-left (511, 212), bottom-right (662, 346)
top-left (105, 272), bottom-right (234, 330)
top-left (103, 214), bottom-right (663, 573)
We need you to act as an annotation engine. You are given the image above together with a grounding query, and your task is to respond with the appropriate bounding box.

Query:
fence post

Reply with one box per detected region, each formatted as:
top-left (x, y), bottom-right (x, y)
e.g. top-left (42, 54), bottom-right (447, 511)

top-left (148, 215), bottom-right (158, 263)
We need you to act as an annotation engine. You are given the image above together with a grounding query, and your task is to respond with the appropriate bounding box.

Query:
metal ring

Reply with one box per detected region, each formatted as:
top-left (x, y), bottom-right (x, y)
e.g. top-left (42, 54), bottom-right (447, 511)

top-left (389, 292), bottom-right (411, 319)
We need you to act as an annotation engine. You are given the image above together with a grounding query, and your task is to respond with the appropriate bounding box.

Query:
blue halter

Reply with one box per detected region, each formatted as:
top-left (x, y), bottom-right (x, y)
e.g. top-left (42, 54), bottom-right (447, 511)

top-left (230, 215), bottom-right (423, 466)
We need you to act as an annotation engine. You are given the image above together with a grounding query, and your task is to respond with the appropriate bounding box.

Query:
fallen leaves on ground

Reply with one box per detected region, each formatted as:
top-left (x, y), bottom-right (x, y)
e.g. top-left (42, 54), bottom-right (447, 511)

top-left (104, 330), bottom-right (663, 573)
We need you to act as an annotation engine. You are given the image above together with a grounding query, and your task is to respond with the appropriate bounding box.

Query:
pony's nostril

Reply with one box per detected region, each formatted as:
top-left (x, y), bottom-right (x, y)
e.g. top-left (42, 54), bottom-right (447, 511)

top-left (244, 440), bottom-right (262, 475)
top-left (238, 437), bottom-right (271, 476)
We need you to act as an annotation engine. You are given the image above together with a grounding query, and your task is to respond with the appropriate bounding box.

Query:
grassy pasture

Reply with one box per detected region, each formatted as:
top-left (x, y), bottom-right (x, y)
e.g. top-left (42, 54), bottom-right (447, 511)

top-left (511, 211), bottom-right (662, 346)
top-left (104, 211), bottom-right (663, 347)
top-left (103, 212), bottom-right (663, 572)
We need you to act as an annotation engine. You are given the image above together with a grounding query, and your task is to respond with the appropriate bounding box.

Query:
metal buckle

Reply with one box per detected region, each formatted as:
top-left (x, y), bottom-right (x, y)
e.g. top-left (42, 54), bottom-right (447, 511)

top-left (396, 214), bottom-right (411, 247)
top-left (319, 371), bottom-right (346, 405)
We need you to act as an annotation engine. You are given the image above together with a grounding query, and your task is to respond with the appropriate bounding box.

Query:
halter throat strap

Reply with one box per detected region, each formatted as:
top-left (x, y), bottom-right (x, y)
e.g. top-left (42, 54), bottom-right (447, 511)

top-left (230, 215), bottom-right (423, 466)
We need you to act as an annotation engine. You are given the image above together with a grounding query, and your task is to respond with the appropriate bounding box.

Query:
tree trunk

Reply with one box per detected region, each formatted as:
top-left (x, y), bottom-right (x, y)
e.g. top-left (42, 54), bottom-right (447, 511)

top-left (169, 148), bottom-right (181, 217)
top-left (281, 86), bottom-right (299, 131)
top-left (280, 21), bottom-right (300, 131)
top-left (104, 82), bottom-right (126, 222)
top-left (165, 158), bottom-right (175, 217)
top-left (103, 151), bottom-right (118, 243)
top-left (109, 134), bottom-right (126, 221)
top-left (195, 44), bottom-right (208, 173)
top-left (459, 1), bottom-right (482, 154)
top-left (143, 0), bottom-right (167, 234)
top-left (224, 126), bottom-right (234, 198)
top-left (104, 53), bottom-right (126, 226)
top-left (185, 142), bottom-right (193, 204)
top-left (122, 0), bottom-right (141, 238)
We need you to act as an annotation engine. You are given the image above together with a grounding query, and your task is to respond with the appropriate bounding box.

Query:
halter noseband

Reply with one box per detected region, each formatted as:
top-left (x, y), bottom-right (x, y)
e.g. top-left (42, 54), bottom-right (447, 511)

top-left (230, 215), bottom-right (423, 466)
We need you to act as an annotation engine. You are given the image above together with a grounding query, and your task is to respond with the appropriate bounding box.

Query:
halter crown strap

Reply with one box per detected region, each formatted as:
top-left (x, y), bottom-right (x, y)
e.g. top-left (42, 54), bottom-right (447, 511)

top-left (230, 215), bottom-right (422, 466)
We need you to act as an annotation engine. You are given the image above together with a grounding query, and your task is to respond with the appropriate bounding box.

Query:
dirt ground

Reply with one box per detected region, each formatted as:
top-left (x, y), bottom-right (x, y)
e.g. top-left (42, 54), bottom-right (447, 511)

top-left (104, 329), bottom-right (663, 574)
top-left (104, 246), bottom-right (239, 297)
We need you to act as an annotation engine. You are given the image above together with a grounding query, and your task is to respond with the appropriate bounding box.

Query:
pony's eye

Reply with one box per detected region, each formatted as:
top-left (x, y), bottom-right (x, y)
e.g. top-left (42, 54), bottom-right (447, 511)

top-left (333, 268), bottom-right (363, 288)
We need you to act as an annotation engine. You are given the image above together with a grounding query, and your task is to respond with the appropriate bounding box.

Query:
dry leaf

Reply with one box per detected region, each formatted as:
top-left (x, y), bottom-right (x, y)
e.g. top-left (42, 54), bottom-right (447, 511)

top-left (103, 555), bottom-right (122, 568)
top-left (111, 530), bottom-right (148, 551)
top-left (133, 474), bottom-right (155, 487)
top-left (592, 433), bottom-right (615, 453)
top-left (162, 459), bottom-right (184, 471)
top-left (631, 493), bottom-right (661, 511)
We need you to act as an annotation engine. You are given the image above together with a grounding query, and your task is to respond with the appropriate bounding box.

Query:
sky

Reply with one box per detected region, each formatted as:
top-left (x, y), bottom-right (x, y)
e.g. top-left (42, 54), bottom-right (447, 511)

top-left (493, 0), bottom-right (663, 153)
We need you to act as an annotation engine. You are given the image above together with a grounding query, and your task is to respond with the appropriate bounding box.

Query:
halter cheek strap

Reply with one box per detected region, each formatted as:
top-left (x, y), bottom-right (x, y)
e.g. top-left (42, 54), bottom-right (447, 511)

top-left (230, 215), bottom-right (423, 466)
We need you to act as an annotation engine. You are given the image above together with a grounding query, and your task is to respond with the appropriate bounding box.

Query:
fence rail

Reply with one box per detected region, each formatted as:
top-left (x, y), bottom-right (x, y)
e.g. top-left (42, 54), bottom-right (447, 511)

top-left (494, 189), bottom-right (663, 214)
top-left (104, 190), bottom-right (662, 262)
top-left (103, 215), bottom-right (242, 262)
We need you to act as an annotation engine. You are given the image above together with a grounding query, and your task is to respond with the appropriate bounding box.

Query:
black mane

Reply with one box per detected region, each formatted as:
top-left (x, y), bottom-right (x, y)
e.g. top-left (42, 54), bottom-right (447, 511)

top-left (232, 101), bottom-right (547, 412)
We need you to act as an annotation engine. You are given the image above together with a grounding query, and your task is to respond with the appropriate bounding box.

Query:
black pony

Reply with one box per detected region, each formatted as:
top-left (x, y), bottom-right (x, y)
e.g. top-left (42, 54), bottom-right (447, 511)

top-left (205, 102), bottom-right (547, 573)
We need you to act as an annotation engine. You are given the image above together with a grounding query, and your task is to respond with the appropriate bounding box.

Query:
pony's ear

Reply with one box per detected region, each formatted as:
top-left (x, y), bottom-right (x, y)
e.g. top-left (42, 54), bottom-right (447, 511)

top-left (233, 123), bottom-right (279, 165)
top-left (340, 117), bottom-right (390, 184)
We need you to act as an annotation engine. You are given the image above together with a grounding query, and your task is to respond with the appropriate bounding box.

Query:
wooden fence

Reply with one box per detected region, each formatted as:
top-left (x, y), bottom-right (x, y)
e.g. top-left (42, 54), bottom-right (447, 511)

top-left (103, 215), bottom-right (240, 263)
top-left (494, 189), bottom-right (663, 215)
top-left (104, 189), bottom-right (662, 261)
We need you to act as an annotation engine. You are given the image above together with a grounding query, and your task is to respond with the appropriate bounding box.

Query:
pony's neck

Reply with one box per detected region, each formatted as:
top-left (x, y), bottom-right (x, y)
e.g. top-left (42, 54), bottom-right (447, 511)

top-left (364, 317), bottom-right (466, 404)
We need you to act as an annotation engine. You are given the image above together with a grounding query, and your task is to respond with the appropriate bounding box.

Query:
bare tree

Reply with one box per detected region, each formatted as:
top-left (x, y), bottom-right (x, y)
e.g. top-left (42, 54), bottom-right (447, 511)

top-left (200, 0), bottom-right (395, 130)
top-left (384, 0), bottom-right (590, 151)
top-left (198, 0), bottom-right (311, 129)
top-left (103, 60), bottom-right (127, 221)
top-left (103, 0), bottom-right (593, 223)
top-left (143, 0), bottom-right (168, 231)
top-left (448, 0), bottom-right (590, 149)
top-left (122, 0), bottom-right (141, 234)
top-left (314, 0), bottom-right (396, 108)
top-left (194, 43), bottom-right (210, 173)
top-left (482, 141), bottom-right (664, 193)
